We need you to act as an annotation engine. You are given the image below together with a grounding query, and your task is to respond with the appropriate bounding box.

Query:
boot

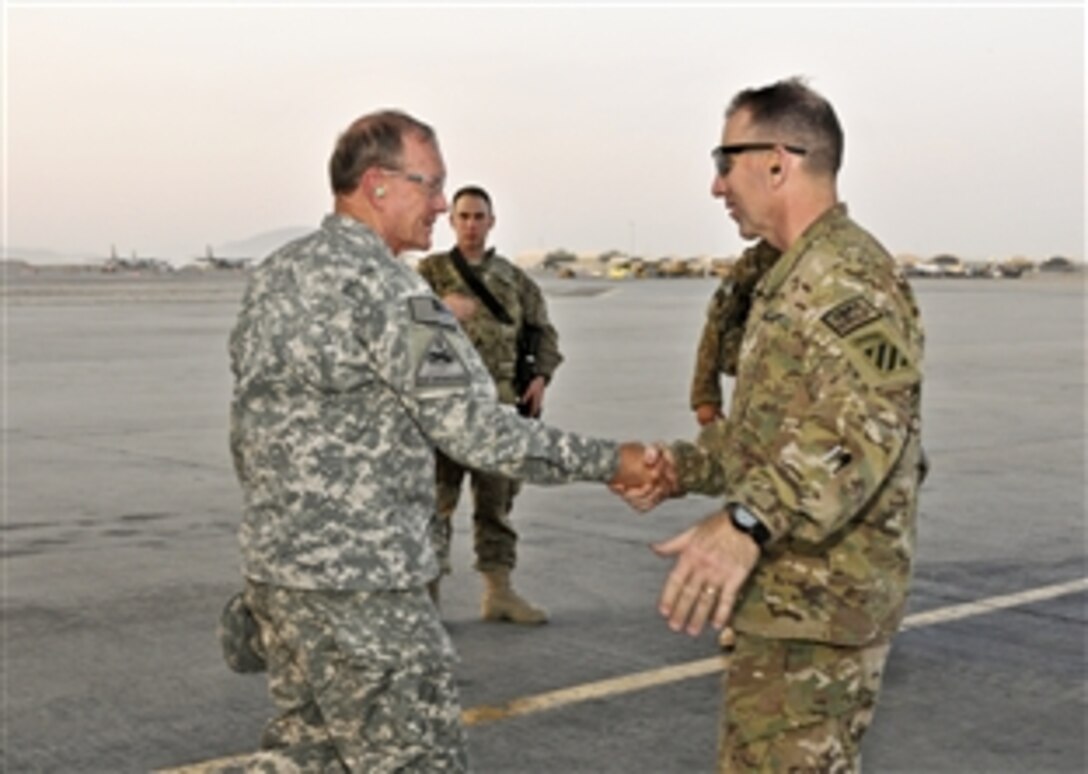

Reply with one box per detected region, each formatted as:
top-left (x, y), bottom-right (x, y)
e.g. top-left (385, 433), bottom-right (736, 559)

top-left (481, 568), bottom-right (548, 624)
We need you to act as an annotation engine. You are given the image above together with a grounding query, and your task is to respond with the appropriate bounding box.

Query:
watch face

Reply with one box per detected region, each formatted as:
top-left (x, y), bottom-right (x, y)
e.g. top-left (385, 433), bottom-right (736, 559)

top-left (733, 507), bottom-right (757, 529)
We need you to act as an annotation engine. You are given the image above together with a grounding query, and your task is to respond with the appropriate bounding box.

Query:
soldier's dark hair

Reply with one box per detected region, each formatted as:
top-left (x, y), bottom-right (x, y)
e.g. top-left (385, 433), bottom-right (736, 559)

top-left (452, 185), bottom-right (493, 212)
top-left (328, 110), bottom-right (437, 195)
top-left (726, 77), bottom-right (844, 176)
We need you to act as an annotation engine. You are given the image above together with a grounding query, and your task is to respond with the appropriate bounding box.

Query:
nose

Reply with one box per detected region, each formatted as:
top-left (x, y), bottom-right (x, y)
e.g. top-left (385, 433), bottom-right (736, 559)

top-left (434, 192), bottom-right (449, 213)
top-left (711, 173), bottom-right (727, 199)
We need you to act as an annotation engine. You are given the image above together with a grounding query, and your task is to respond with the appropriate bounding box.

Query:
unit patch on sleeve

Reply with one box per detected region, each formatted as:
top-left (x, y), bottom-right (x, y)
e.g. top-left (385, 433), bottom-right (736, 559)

top-left (854, 331), bottom-right (911, 374)
top-left (821, 296), bottom-right (883, 338)
top-left (408, 295), bottom-right (457, 329)
top-left (415, 330), bottom-right (470, 388)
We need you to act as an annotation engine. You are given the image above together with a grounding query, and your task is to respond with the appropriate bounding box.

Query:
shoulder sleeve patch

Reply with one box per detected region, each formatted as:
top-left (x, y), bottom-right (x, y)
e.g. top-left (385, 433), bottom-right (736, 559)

top-left (821, 296), bottom-right (882, 337)
top-left (415, 330), bottom-right (470, 387)
top-left (408, 295), bottom-right (457, 329)
top-left (853, 331), bottom-right (912, 375)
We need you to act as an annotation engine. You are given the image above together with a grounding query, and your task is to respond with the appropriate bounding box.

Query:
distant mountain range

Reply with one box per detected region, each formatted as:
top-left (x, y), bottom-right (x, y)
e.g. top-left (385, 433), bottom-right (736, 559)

top-left (215, 226), bottom-right (311, 259)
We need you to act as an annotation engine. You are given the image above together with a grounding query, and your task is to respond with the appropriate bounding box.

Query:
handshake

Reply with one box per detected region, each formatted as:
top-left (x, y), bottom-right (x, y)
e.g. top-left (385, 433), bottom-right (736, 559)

top-left (607, 441), bottom-right (762, 639)
top-left (609, 442), bottom-right (680, 511)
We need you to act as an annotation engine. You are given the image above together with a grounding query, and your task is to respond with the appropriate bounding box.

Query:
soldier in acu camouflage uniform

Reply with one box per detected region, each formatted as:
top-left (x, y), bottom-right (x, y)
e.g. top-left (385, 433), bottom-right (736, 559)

top-left (622, 79), bottom-right (926, 773)
top-left (417, 186), bottom-right (560, 624)
top-left (224, 109), bottom-right (655, 773)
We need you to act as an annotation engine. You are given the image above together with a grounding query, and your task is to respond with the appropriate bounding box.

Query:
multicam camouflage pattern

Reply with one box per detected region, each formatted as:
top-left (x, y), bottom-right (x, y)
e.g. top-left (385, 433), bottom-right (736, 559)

top-left (417, 250), bottom-right (562, 573)
top-left (690, 240), bottom-right (781, 410)
top-left (434, 450), bottom-right (520, 573)
top-left (719, 633), bottom-right (890, 773)
top-left (671, 205), bottom-right (925, 646)
top-left (417, 250), bottom-right (562, 387)
top-left (229, 214), bottom-right (618, 592)
top-left (239, 580), bottom-right (468, 773)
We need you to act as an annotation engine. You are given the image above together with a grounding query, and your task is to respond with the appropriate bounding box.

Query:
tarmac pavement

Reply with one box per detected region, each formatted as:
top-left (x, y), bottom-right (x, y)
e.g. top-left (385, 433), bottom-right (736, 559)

top-left (3, 268), bottom-right (1085, 773)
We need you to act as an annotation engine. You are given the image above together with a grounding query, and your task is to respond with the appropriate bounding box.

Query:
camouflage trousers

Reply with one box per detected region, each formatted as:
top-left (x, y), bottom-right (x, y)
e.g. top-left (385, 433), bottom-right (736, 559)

top-left (432, 449), bottom-right (521, 574)
top-left (238, 580), bottom-right (468, 773)
top-left (718, 634), bottom-right (891, 773)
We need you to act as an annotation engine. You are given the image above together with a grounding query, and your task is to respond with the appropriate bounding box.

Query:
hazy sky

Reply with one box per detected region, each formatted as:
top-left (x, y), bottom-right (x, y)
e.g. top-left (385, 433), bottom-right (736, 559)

top-left (4, 2), bottom-right (1085, 264)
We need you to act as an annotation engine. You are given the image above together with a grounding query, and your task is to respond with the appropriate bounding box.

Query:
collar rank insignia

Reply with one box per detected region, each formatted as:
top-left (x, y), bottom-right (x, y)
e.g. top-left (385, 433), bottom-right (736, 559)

top-left (821, 296), bottom-right (882, 338)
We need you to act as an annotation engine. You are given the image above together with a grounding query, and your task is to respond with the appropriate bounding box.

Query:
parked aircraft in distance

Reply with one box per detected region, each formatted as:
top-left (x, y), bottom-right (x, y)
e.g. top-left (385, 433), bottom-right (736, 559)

top-left (195, 245), bottom-right (252, 270)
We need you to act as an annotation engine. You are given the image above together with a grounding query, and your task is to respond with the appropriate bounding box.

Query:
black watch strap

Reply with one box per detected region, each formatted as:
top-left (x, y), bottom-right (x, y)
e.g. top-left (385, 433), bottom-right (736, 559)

top-left (729, 504), bottom-right (771, 547)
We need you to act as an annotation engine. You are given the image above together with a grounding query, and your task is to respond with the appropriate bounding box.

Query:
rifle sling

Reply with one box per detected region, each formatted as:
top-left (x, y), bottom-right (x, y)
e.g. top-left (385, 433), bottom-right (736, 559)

top-left (447, 248), bottom-right (515, 326)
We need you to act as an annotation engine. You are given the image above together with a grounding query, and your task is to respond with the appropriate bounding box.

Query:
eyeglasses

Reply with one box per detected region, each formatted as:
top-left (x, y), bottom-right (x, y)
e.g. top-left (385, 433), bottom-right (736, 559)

top-left (712, 143), bottom-right (807, 177)
top-left (381, 167), bottom-right (446, 197)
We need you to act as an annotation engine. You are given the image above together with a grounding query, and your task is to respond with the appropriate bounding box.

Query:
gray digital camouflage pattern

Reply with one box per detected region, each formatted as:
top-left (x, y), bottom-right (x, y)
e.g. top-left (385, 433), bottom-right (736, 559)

top-left (218, 590), bottom-right (266, 674)
top-left (227, 213), bottom-right (621, 770)
top-left (229, 214), bottom-right (618, 592)
top-left (240, 580), bottom-right (466, 774)
top-left (417, 249), bottom-right (563, 573)
top-left (690, 239), bottom-right (781, 410)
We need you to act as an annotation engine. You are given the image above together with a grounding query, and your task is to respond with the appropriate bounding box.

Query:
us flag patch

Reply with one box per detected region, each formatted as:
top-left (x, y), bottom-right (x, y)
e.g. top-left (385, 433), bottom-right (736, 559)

top-left (821, 296), bottom-right (882, 337)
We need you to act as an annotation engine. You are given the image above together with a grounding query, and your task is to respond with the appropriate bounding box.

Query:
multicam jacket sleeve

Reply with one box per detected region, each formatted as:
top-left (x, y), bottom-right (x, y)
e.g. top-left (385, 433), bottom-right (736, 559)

top-left (670, 206), bottom-right (925, 644)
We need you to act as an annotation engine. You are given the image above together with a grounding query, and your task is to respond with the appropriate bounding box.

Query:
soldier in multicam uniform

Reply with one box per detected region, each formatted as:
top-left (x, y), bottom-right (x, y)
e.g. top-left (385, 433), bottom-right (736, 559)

top-left (224, 109), bottom-right (656, 773)
top-left (690, 239), bottom-right (781, 428)
top-left (621, 79), bottom-right (926, 772)
top-left (417, 186), bottom-right (559, 624)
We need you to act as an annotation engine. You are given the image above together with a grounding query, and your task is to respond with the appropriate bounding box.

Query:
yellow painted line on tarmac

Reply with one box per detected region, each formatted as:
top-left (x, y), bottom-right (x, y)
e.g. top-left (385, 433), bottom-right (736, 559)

top-left (462, 575), bottom-right (1088, 727)
top-left (156, 576), bottom-right (1088, 772)
top-left (897, 576), bottom-right (1088, 631)
top-left (462, 655), bottom-right (725, 726)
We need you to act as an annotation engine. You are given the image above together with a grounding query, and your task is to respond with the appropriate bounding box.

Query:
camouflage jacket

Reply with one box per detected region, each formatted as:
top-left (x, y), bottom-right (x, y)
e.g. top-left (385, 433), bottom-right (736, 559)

top-left (229, 214), bottom-right (617, 591)
top-left (417, 250), bottom-right (562, 403)
top-left (671, 205), bottom-right (925, 646)
top-left (690, 240), bottom-right (781, 409)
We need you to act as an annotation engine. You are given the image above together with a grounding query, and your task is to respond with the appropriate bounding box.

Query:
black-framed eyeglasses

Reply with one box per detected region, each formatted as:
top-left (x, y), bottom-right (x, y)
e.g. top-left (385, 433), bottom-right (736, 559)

top-left (712, 143), bottom-right (807, 177)
top-left (381, 167), bottom-right (446, 197)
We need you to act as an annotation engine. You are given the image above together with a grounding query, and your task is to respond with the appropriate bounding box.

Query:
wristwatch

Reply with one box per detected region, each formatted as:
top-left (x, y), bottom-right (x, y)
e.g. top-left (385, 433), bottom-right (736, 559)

top-left (728, 504), bottom-right (771, 547)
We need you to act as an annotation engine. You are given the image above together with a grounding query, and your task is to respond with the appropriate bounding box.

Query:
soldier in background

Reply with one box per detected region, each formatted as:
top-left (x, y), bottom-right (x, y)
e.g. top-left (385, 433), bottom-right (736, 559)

top-left (225, 109), bottom-right (659, 772)
top-left (417, 186), bottom-right (557, 624)
top-left (690, 239), bottom-right (780, 428)
top-left (620, 78), bottom-right (926, 772)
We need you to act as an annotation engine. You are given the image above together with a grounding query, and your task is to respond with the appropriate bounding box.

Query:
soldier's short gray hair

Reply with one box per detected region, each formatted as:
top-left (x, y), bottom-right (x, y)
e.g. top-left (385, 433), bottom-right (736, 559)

top-left (727, 77), bottom-right (844, 177)
top-left (328, 110), bottom-right (437, 195)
